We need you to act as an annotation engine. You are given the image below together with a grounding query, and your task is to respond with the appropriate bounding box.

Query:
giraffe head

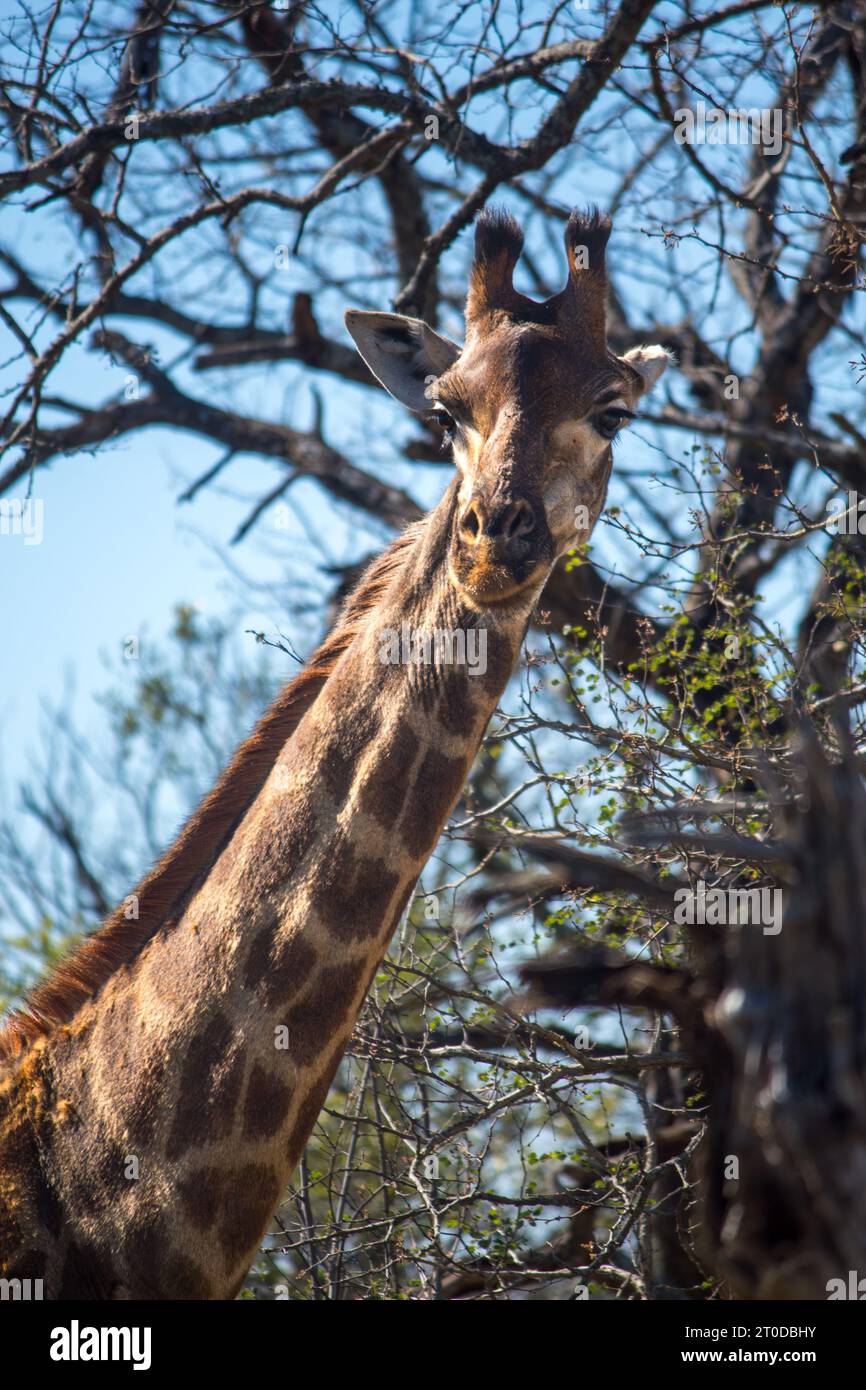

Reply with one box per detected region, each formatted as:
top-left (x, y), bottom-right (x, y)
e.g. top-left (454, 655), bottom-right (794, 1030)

top-left (346, 207), bottom-right (669, 607)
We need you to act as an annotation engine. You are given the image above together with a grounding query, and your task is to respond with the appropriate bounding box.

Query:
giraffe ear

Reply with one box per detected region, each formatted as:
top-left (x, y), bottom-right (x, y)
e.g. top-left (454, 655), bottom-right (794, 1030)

top-left (345, 310), bottom-right (461, 413)
top-left (621, 344), bottom-right (673, 394)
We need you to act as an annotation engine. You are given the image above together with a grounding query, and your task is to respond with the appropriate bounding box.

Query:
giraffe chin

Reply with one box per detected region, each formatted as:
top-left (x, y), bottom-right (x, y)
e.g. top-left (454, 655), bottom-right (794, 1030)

top-left (449, 556), bottom-right (548, 608)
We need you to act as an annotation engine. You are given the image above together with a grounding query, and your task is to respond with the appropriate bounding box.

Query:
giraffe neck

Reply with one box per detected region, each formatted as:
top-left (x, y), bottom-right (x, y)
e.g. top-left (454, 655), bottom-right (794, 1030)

top-left (9, 483), bottom-right (538, 1299)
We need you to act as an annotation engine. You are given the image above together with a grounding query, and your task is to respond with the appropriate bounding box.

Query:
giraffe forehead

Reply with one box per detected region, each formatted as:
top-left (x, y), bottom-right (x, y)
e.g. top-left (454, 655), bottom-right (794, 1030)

top-left (439, 322), bottom-right (626, 433)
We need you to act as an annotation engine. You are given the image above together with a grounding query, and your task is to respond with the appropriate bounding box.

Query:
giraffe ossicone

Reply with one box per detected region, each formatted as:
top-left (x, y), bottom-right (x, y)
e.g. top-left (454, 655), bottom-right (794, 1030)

top-left (0, 207), bottom-right (669, 1300)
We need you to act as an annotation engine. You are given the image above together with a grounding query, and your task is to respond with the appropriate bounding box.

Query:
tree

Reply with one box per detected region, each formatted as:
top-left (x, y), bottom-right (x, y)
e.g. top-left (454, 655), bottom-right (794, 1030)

top-left (1, 0), bottom-right (865, 1299)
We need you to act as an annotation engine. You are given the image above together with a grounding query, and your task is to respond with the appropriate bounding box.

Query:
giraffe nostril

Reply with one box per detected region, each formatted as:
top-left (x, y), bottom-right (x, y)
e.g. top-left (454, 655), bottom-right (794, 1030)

top-left (459, 505), bottom-right (482, 541)
top-left (505, 500), bottom-right (535, 541)
top-left (460, 498), bottom-right (538, 551)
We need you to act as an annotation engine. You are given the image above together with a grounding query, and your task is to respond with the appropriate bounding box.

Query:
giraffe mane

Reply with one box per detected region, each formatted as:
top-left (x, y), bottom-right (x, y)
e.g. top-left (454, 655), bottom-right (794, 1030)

top-left (0, 519), bottom-right (427, 1063)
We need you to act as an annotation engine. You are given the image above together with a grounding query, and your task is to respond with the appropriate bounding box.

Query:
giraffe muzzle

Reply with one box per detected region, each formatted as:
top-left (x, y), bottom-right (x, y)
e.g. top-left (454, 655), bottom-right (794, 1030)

top-left (452, 494), bottom-right (552, 602)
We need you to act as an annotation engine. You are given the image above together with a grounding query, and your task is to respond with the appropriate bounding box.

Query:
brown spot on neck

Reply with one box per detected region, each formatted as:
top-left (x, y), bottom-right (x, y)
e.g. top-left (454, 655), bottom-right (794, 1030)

top-left (280, 956), bottom-right (370, 1066)
top-left (243, 1063), bottom-right (292, 1141)
top-left (316, 835), bottom-right (401, 942)
top-left (164, 1012), bottom-right (246, 1161)
top-left (399, 748), bottom-right (468, 859)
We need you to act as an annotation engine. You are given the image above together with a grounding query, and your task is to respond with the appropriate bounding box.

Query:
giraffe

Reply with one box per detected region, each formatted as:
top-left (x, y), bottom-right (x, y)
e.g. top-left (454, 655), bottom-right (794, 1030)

top-left (0, 208), bottom-right (668, 1299)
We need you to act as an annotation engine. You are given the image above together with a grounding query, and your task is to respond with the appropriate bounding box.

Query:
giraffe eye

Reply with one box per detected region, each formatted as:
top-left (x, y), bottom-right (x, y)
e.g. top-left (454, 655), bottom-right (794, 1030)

top-left (594, 407), bottom-right (634, 440)
top-left (434, 406), bottom-right (460, 448)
